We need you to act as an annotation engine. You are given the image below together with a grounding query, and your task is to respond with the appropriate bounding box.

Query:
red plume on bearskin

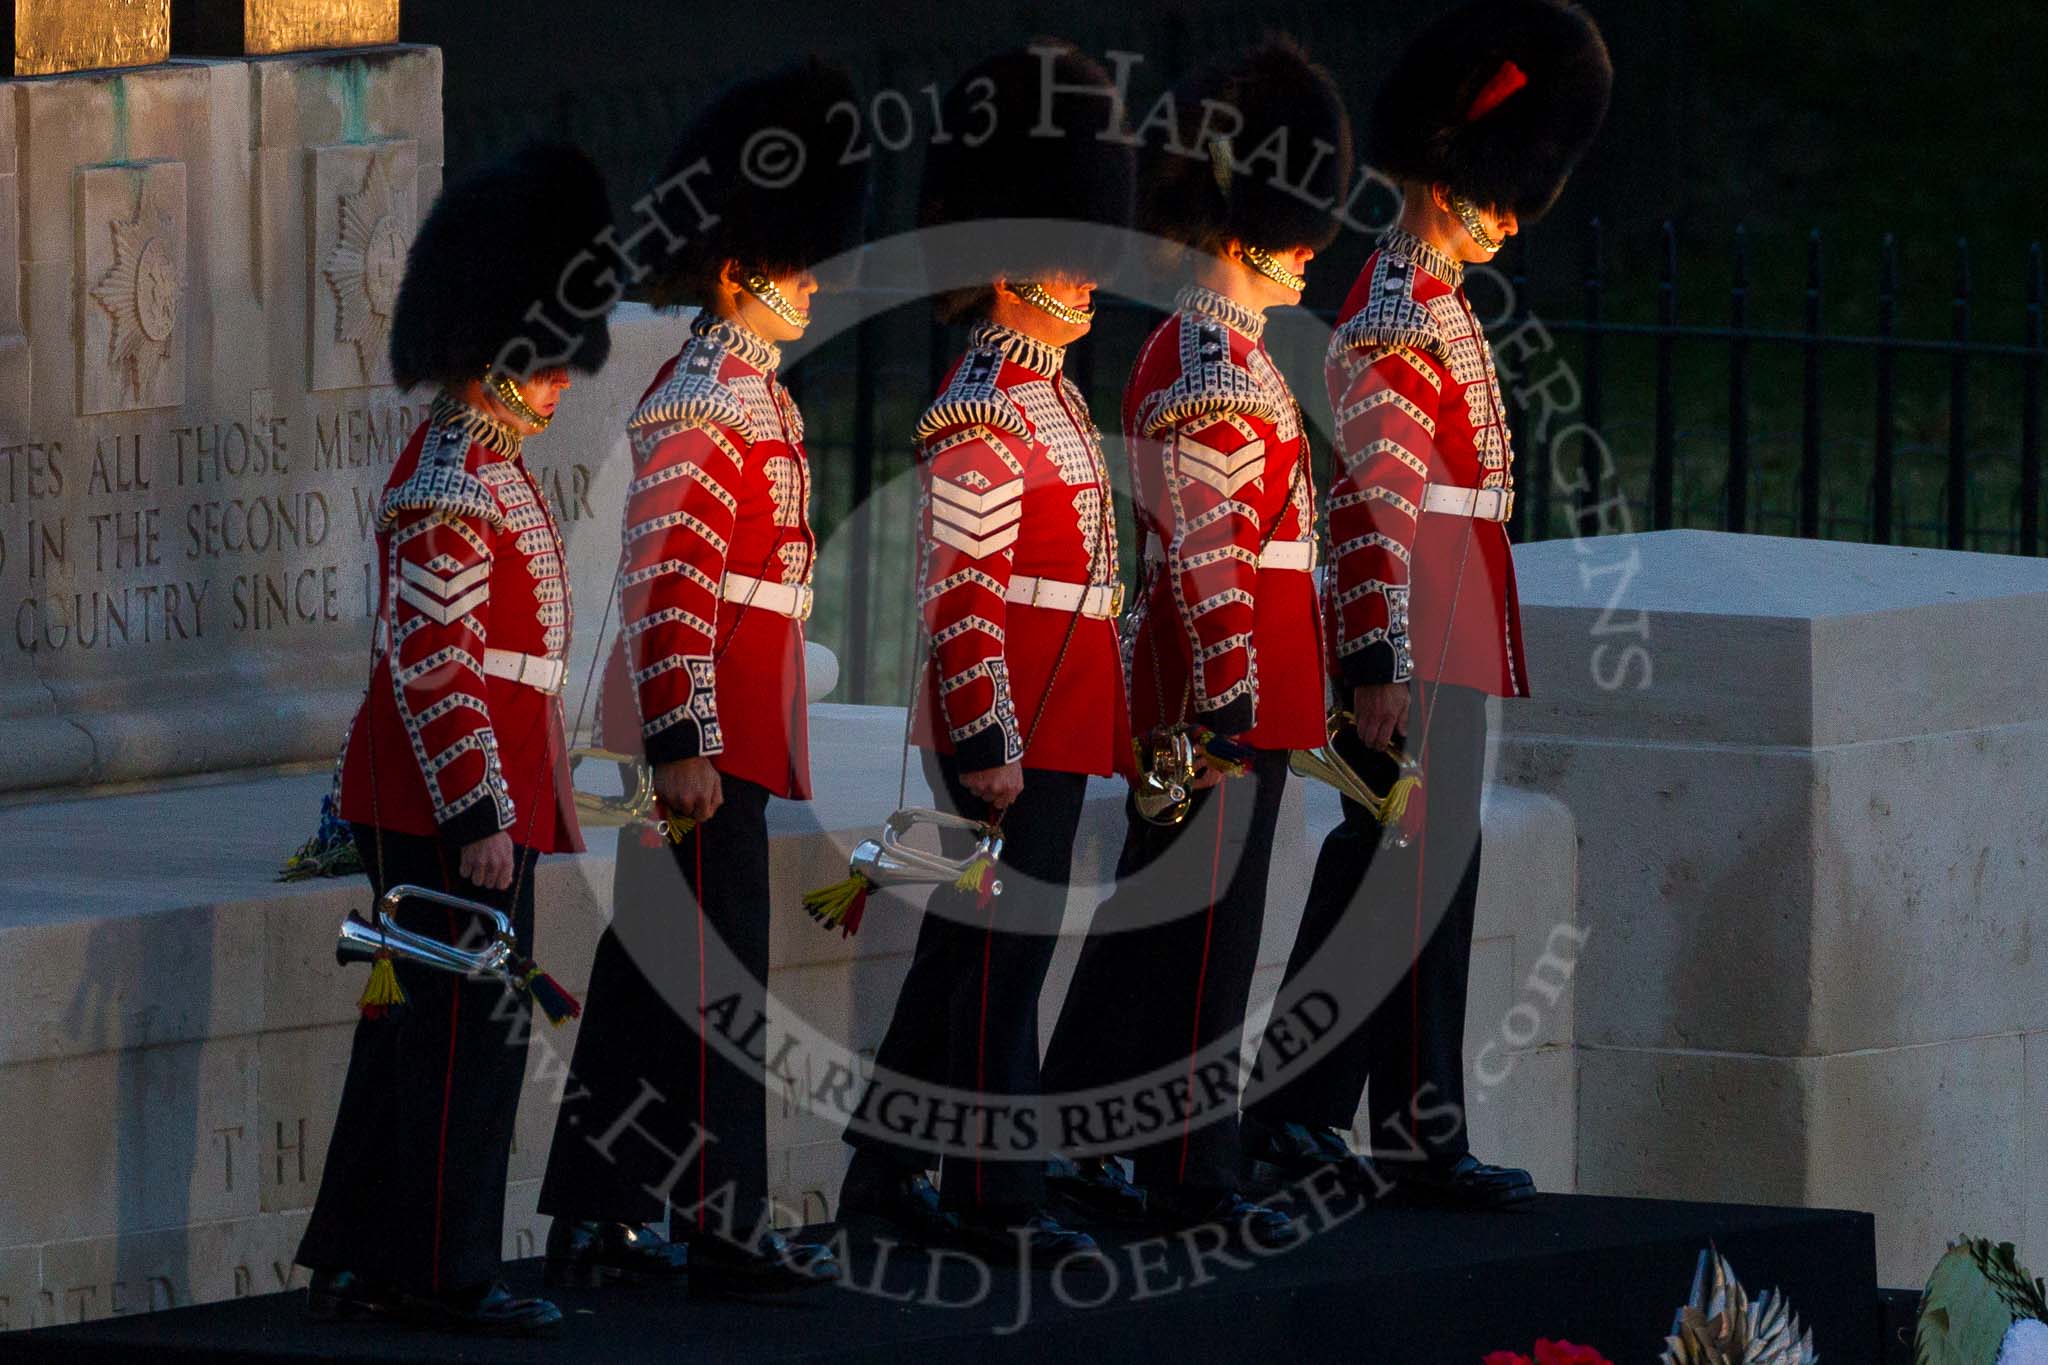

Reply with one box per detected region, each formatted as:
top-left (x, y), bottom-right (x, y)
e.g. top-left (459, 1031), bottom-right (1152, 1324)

top-left (1369, 0), bottom-right (1613, 220)
top-left (389, 141), bottom-right (616, 390)
top-left (639, 57), bottom-right (872, 307)
top-left (917, 41), bottom-right (1138, 311)
top-left (1140, 35), bottom-right (1355, 254)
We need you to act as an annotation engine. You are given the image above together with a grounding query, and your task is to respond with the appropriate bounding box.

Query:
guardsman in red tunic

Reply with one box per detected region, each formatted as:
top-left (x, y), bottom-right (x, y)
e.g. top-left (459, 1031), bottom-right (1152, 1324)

top-left (837, 43), bottom-right (1132, 1260)
top-left (537, 60), bottom-right (864, 1294)
top-left (1245, 0), bottom-right (1611, 1210)
top-left (298, 143), bottom-right (614, 1337)
top-left (1036, 40), bottom-right (1351, 1243)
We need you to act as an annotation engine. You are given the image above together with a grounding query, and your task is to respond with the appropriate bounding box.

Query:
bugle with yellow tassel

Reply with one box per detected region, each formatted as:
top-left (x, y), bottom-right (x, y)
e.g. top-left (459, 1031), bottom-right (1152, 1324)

top-left (802, 807), bottom-right (1005, 938)
top-left (335, 884), bottom-right (581, 1025)
top-left (569, 746), bottom-right (694, 843)
top-left (1288, 711), bottom-right (1422, 849)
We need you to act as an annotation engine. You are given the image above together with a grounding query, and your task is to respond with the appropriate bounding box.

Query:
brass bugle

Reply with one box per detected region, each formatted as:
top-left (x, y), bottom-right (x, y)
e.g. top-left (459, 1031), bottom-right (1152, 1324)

top-left (1289, 711), bottom-right (1422, 832)
top-left (335, 883), bottom-right (522, 988)
top-left (569, 746), bottom-right (663, 830)
top-left (846, 807), bottom-right (1004, 895)
top-left (1134, 727), bottom-right (1199, 827)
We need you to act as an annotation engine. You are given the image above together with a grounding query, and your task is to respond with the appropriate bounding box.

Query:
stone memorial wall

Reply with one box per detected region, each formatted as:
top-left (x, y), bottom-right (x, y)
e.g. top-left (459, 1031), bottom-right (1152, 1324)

top-left (1501, 529), bottom-right (2048, 1286)
top-left (1, 44), bottom-right (652, 796)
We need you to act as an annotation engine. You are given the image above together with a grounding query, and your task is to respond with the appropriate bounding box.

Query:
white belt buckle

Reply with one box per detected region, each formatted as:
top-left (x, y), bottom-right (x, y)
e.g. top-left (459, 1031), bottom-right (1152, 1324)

top-left (795, 584), bottom-right (814, 622)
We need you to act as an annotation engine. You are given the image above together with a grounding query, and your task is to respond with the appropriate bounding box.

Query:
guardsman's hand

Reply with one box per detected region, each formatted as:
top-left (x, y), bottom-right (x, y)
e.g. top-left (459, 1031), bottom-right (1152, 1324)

top-left (1353, 682), bottom-right (1410, 751)
top-left (960, 761), bottom-right (1024, 812)
top-left (656, 757), bottom-right (724, 824)
top-left (459, 831), bottom-right (516, 892)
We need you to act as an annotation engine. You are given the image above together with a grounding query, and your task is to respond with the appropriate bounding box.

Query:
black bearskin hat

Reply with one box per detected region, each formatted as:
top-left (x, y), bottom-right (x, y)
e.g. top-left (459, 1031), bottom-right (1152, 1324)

top-left (918, 41), bottom-right (1137, 319)
top-left (641, 58), bottom-right (871, 308)
top-left (1141, 37), bottom-right (1353, 254)
top-left (1369, 0), bottom-right (1612, 220)
top-left (389, 141), bottom-right (615, 390)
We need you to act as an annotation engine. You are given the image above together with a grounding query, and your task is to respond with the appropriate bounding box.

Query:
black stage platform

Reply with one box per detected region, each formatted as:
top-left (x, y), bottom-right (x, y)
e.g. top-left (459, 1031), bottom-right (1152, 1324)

top-left (14, 1195), bottom-right (1883, 1364)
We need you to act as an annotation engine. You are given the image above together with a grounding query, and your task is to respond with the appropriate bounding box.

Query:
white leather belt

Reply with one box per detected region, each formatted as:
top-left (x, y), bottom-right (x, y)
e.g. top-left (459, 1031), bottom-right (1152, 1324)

top-left (1422, 484), bottom-right (1515, 523)
top-left (373, 618), bottom-right (566, 696)
top-left (1145, 539), bottom-right (1316, 572)
top-left (482, 648), bottom-right (566, 695)
top-left (722, 571), bottom-right (814, 621)
top-left (1258, 539), bottom-right (1315, 571)
top-left (1006, 575), bottom-right (1122, 619)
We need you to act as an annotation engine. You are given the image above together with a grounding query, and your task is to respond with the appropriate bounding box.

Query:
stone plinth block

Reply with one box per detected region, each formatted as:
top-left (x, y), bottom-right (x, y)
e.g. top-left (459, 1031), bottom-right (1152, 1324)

top-left (1503, 531), bottom-right (2048, 1053)
top-left (1505, 529), bottom-right (2048, 1287)
top-left (1579, 1035), bottom-right (2028, 1287)
top-left (248, 44), bottom-right (441, 183)
top-left (306, 140), bottom-right (412, 391)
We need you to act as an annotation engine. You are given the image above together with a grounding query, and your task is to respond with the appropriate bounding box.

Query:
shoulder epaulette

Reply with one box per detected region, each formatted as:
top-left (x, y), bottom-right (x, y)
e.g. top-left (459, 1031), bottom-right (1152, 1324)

top-left (1140, 315), bottom-right (1280, 437)
top-left (917, 345), bottom-right (1030, 442)
top-left (380, 419), bottom-right (506, 530)
top-left (1332, 251), bottom-right (1453, 360)
top-left (629, 337), bottom-right (752, 442)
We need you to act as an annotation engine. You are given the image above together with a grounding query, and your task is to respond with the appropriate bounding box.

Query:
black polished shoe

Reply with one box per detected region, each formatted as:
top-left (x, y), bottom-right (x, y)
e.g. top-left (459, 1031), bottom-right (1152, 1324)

top-left (398, 1280), bottom-right (564, 1337)
top-left (305, 1268), bottom-right (401, 1323)
top-left (840, 1168), bottom-right (960, 1247)
top-left (951, 1208), bottom-right (1099, 1263)
top-left (1241, 1114), bottom-right (1389, 1200)
top-left (688, 1229), bottom-right (840, 1297)
top-left (1147, 1185), bottom-right (1298, 1249)
top-left (544, 1218), bottom-right (690, 1288)
top-left (1381, 1152), bottom-right (1536, 1210)
top-left (1045, 1154), bottom-right (1149, 1227)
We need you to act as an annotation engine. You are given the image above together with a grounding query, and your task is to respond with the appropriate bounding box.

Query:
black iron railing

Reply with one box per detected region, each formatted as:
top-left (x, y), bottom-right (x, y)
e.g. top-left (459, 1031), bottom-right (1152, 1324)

top-left (1493, 221), bottom-right (2048, 552)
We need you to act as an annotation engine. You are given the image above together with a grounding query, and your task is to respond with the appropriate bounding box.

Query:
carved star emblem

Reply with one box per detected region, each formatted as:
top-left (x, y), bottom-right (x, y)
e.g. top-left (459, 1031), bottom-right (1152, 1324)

top-left (323, 154), bottom-right (410, 382)
top-left (88, 184), bottom-right (181, 400)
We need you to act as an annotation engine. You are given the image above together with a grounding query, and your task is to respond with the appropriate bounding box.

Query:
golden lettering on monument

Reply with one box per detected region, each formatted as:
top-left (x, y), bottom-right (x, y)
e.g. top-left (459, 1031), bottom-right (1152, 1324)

top-left (10, 0), bottom-right (170, 77)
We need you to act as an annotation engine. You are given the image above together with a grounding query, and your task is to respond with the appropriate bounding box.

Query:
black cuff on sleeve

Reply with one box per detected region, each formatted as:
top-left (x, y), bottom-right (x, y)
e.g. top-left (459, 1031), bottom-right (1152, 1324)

top-left (1340, 641), bottom-right (1402, 691)
top-left (951, 724), bottom-right (1013, 774)
top-left (1195, 694), bottom-right (1255, 739)
top-left (439, 796), bottom-right (508, 849)
top-left (643, 723), bottom-right (705, 769)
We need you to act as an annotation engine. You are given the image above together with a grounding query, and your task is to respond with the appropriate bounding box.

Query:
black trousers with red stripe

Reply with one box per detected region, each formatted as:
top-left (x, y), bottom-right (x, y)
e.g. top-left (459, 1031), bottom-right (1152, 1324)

top-left (844, 752), bottom-right (1086, 1215)
top-left (297, 825), bottom-right (539, 1295)
top-left (1040, 748), bottom-right (1292, 1197)
top-left (537, 776), bottom-right (773, 1241)
top-left (1245, 683), bottom-right (1487, 1164)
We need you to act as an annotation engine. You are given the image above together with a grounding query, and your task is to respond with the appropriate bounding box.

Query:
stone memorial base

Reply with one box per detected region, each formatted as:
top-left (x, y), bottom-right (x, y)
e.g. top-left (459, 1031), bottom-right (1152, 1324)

top-left (0, 704), bottom-right (1578, 1329)
top-left (1501, 529), bottom-right (2048, 1287)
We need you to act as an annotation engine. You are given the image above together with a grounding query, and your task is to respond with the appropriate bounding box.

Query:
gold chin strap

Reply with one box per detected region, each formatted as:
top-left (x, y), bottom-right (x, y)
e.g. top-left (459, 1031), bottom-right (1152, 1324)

top-left (487, 369), bottom-right (553, 431)
top-left (1240, 244), bottom-right (1307, 293)
top-left (743, 272), bottom-right (810, 328)
top-left (1449, 195), bottom-right (1504, 255)
top-left (1014, 281), bottom-right (1094, 326)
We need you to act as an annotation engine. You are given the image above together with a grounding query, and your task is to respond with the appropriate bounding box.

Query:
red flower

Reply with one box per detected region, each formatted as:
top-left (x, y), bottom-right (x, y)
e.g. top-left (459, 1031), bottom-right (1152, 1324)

top-left (1481, 1354), bottom-right (1534, 1365)
top-left (1534, 1342), bottom-right (1613, 1365)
